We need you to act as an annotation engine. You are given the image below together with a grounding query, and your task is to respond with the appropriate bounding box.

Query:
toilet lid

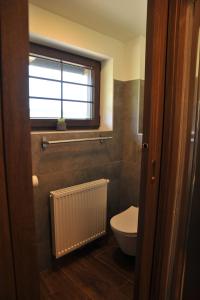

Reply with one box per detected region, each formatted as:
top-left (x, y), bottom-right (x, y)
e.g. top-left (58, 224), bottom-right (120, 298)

top-left (110, 206), bottom-right (139, 234)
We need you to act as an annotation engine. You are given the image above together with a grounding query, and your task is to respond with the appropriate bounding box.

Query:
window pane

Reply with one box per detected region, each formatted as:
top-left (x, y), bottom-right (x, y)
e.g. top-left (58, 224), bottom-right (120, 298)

top-left (29, 56), bottom-right (61, 80)
top-left (29, 98), bottom-right (61, 119)
top-left (63, 63), bottom-right (92, 85)
top-left (63, 83), bottom-right (93, 101)
top-left (29, 78), bottom-right (61, 99)
top-left (63, 101), bottom-right (93, 119)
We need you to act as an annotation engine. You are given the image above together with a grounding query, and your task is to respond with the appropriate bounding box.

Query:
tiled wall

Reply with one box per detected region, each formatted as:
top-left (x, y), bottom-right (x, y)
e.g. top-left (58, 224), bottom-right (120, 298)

top-left (120, 80), bottom-right (143, 209)
top-left (31, 79), bottom-right (144, 271)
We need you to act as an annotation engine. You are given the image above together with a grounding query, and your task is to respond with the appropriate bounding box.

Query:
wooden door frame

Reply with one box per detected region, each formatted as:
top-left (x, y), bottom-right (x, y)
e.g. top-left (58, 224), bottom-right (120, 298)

top-left (0, 74), bottom-right (16, 299)
top-left (150, 0), bottom-right (197, 299)
top-left (135, 0), bottom-right (200, 299)
top-left (172, 1), bottom-right (200, 298)
top-left (134, 0), bottom-right (170, 299)
top-left (0, 0), bottom-right (40, 299)
top-left (182, 37), bottom-right (200, 298)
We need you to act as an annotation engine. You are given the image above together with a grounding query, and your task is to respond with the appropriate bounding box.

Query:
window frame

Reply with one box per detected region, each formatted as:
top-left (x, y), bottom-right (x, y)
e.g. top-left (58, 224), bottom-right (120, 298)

top-left (29, 43), bottom-right (101, 130)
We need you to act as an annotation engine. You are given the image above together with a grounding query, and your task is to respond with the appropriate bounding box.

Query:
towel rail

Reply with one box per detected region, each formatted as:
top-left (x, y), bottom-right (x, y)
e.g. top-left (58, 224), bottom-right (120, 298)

top-left (42, 136), bottom-right (112, 149)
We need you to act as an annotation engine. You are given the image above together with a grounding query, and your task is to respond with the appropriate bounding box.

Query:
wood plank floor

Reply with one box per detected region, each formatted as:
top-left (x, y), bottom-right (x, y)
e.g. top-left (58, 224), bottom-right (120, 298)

top-left (40, 236), bottom-right (135, 299)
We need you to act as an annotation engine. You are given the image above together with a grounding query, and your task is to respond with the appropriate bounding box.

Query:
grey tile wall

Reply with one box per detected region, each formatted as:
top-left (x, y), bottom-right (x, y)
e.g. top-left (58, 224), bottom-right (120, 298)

top-left (31, 79), bottom-right (144, 271)
top-left (120, 80), bottom-right (144, 209)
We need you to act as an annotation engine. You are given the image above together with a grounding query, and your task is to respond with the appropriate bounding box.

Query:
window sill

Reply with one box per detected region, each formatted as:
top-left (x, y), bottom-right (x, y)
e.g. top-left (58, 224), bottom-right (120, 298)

top-left (31, 129), bottom-right (112, 135)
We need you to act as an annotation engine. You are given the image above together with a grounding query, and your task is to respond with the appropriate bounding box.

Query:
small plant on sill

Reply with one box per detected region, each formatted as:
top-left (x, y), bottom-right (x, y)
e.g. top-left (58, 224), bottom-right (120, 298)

top-left (56, 118), bottom-right (67, 131)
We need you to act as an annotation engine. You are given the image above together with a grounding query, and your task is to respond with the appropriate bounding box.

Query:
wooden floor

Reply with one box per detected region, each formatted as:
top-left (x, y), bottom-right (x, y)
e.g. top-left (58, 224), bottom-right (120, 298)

top-left (40, 236), bottom-right (135, 299)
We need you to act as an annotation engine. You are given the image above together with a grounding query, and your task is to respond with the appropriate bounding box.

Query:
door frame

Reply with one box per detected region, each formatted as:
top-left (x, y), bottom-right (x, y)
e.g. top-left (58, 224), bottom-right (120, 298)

top-left (134, 0), bottom-right (170, 299)
top-left (0, 0), bottom-right (40, 299)
top-left (171, 1), bottom-right (200, 298)
top-left (0, 81), bottom-right (16, 299)
top-left (135, 0), bottom-right (200, 299)
top-left (150, 0), bottom-right (197, 298)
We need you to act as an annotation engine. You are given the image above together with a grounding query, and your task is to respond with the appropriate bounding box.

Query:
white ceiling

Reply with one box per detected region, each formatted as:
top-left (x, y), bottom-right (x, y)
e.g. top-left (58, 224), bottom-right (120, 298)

top-left (29, 0), bottom-right (147, 42)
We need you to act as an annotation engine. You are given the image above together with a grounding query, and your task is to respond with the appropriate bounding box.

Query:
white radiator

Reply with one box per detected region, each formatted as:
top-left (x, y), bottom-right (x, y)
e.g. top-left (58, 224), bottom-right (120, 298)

top-left (50, 179), bottom-right (109, 258)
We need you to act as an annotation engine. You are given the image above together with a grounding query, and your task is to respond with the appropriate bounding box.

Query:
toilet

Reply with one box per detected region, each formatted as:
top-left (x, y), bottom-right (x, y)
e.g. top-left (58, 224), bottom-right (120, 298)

top-left (110, 206), bottom-right (139, 256)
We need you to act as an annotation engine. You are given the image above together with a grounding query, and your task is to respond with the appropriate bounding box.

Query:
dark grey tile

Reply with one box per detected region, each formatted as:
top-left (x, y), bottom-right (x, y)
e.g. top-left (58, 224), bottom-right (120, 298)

top-left (36, 239), bottom-right (52, 271)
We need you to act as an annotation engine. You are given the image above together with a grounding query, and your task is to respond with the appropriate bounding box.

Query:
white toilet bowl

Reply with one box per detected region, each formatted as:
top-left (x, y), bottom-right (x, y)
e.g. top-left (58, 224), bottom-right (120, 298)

top-left (110, 206), bottom-right (139, 256)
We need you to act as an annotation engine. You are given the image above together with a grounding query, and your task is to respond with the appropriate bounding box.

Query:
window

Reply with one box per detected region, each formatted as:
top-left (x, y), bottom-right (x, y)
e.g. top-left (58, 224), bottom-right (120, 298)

top-left (29, 43), bottom-right (101, 130)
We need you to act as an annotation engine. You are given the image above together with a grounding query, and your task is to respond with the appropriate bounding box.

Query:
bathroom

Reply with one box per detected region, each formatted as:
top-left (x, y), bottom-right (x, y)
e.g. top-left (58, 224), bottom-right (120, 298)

top-left (2, 0), bottom-right (200, 298)
top-left (30, 0), bottom-right (147, 298)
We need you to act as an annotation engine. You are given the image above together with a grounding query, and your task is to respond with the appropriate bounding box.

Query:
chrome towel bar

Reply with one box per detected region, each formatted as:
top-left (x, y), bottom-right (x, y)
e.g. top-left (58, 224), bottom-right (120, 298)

top-left (42, 136), bottom-right (112, 150)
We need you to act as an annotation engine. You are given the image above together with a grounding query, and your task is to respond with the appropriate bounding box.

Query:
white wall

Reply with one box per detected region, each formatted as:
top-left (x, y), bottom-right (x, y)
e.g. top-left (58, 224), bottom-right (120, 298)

top-left (29, 4), bottom-right (146, 130)
top-left (29, 4), bottom-right (126, 80)
top-left (123, 36), bottom-right (146, 81)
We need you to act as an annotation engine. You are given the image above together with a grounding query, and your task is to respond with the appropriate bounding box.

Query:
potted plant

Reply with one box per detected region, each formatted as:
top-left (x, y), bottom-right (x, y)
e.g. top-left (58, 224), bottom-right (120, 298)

top-left (56, 118), bottom-right (66, 131)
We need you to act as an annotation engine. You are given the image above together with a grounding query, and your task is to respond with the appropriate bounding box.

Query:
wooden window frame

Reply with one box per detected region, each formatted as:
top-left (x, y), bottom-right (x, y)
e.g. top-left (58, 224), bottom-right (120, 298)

top-left (29, 43), bottom-right (101, 130)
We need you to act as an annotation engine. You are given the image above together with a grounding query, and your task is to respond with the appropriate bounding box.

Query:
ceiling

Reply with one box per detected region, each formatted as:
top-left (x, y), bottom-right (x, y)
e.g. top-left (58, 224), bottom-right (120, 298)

top-left (29, 0), bottom-right (147, 42)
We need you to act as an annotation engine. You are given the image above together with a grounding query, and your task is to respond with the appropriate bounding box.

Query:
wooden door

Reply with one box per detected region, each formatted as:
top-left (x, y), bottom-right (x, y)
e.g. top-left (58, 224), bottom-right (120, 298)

top-left (135, 0), bottom-right (200, 299)
top-left (182, 1), bottom-right (200, 298)
top-left (145, 0), bottom-right (200, 299)
top-left (0, 0), bottom-right (40, 299)
top-left (0, 90), bottom-right (16, 300)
